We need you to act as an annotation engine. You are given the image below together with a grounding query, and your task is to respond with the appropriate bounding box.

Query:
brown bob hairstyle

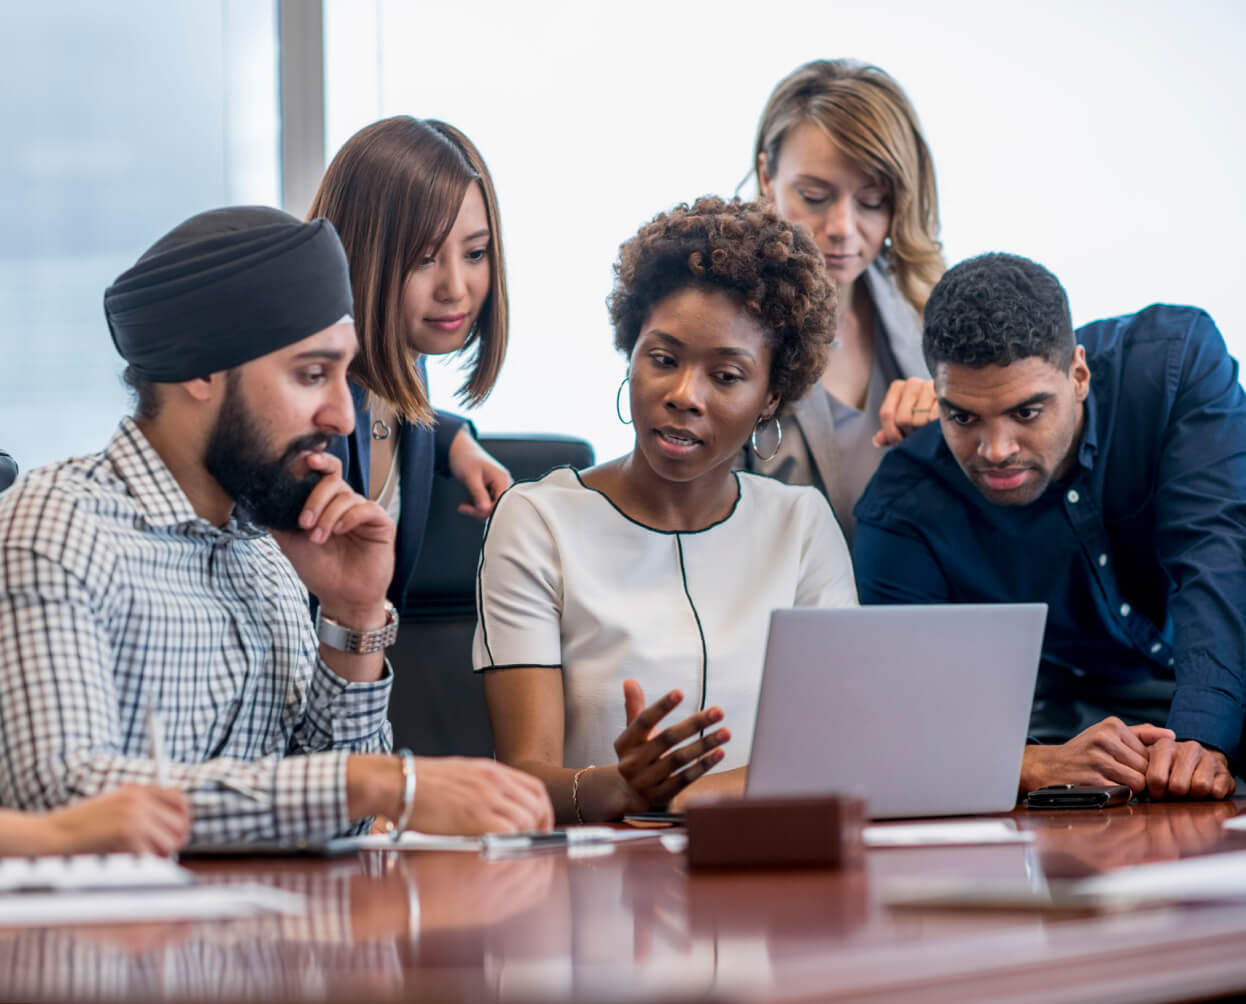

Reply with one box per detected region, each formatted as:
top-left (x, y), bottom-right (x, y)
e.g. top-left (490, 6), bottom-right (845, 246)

top-left (307, 116), bottom-right (508, 425)
top-left (753, 59), bottom-right (944, 315)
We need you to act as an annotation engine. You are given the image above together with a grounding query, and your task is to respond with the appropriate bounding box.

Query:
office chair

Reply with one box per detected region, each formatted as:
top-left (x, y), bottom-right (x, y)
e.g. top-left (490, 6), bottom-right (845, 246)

top-left (0, 451), bottom-right (17, 493)
top-left (387, 434), bottom-right (594, 756)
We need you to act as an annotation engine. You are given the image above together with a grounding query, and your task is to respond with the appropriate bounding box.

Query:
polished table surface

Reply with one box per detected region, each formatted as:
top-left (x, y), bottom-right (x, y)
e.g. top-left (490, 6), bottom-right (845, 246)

top-left (5, 800), bottom-right (1246, 1003)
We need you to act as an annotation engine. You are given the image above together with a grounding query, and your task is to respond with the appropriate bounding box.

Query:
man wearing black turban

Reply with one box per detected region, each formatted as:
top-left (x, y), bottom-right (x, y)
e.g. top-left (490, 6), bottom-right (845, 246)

top-left (0, 206), bottom-right (552, 845)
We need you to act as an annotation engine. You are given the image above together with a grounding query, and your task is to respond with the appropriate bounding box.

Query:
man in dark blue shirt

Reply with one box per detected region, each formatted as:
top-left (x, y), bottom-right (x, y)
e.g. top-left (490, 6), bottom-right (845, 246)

top-left (854, 253), bottom-right (1246, 801)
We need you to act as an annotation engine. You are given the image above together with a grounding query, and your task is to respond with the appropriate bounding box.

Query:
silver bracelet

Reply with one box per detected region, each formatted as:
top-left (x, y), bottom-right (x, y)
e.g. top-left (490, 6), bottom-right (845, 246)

top-left (571, 765), bottom-right (595, 824)
top-left (392, 748), bottom-right (417, 841)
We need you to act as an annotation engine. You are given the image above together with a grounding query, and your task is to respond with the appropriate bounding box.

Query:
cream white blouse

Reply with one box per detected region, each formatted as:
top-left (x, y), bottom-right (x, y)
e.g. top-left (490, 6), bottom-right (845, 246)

top-left (472, 468), bottom-right (858, 769)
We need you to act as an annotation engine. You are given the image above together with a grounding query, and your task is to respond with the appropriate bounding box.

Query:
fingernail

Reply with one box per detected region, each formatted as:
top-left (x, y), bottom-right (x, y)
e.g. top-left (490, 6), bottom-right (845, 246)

top-left (299, 509), bottom-right (314, 527)
top-left (312, 527), bottom-right (326, 543)
top-left (708, 708), bottom-right (723, 723)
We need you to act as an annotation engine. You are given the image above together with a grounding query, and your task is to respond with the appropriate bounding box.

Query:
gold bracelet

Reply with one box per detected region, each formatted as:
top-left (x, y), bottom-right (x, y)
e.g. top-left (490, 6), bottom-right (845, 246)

top-left (571, 765), bottom-right (595, 824)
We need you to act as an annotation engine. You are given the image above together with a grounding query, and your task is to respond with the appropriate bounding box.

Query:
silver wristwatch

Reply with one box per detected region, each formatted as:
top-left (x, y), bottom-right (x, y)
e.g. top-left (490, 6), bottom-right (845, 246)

top-left (315, 601), bottom-right (399, 654)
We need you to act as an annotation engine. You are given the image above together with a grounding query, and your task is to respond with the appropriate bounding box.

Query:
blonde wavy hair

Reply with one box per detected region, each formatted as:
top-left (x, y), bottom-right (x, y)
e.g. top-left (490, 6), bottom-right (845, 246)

top-left (753, 59), bottom-right (944, 315)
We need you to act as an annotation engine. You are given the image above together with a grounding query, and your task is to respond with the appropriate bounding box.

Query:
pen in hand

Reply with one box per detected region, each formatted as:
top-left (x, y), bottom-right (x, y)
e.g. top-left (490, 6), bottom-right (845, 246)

top-left (144, 705), bottom-right (180, 860)
top-left (145, 705), bottom-right (170, 787)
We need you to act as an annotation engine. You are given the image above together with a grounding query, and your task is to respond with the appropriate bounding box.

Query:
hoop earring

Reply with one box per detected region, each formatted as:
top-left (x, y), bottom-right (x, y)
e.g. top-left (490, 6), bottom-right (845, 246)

top-left (615, 376), bottom-right (632, 425)
top-left (751, 415), bottom-right (783, 462)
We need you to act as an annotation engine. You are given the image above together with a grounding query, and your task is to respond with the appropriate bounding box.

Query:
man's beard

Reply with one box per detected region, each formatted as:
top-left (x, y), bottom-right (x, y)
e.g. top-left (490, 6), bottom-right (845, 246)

top-left (203, 374), bottom-right (330, 531)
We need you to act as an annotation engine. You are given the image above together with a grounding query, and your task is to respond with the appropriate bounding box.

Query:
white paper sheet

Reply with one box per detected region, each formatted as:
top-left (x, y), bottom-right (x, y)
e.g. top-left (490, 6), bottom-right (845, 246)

top-left (1076, 848), bottom-right (1246, 900)
top-left (1221, 814), bottom-right (1246, 831)
top-left (0, 882), bottom-right (305, 927)
top-left (341, 827), bottom-right (668, 855)
top-left (655, 821), bottom-right (1032, 856)
top-left (885, 847), bottom-right (1246, 912)
top-left (337, 832), bottom-right (484, 852)
top-left (864, 821), bottom-right (1033, 848)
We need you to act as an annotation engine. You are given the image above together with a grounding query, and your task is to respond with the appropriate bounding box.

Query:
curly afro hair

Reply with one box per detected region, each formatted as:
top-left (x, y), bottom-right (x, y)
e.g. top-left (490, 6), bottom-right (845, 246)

top-left (923, 253), bottom-right (1074, 372)
top-left (609, 196), bottom-right (834, 408)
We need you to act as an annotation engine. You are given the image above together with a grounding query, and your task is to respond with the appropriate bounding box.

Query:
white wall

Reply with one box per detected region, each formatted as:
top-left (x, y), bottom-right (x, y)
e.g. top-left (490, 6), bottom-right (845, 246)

top-left (328, 0), bottom-right (1246, 462)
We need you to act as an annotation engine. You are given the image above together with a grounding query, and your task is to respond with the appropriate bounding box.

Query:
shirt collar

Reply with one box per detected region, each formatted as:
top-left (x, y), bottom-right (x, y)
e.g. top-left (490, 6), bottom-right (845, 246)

top-left (1075, 386), bottom-right (1100, 471)
top-left (106, 418), bottom-right (262, 537)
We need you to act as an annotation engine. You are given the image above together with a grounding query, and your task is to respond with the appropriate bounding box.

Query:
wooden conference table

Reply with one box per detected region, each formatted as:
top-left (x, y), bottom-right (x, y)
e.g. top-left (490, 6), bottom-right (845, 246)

top-left (4, 800), bottom-right (1246, 1003)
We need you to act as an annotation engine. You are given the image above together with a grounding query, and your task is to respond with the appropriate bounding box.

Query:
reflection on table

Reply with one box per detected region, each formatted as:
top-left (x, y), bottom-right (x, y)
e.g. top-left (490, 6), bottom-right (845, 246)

top-left (1, 801), bottom-right (1245, 1002)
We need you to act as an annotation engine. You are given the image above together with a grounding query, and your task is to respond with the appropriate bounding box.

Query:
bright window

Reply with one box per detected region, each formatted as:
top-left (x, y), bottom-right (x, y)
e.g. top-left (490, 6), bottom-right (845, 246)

top-left (1, 0), bottom-right (278, 472)
top-left (324, 0), bottom-right (1246, 463)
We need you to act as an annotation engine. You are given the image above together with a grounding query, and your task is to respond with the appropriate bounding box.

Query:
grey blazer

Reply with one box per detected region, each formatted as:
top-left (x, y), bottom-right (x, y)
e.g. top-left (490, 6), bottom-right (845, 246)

top-left (743, 260), bottom-right (928, 540)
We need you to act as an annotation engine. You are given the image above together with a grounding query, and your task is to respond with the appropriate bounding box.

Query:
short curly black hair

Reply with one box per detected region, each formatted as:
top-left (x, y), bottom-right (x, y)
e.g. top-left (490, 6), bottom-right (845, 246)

top-left (923, 253), bottom-right (1074, 372)
top-left (609, 197), bottom-right (834, 407)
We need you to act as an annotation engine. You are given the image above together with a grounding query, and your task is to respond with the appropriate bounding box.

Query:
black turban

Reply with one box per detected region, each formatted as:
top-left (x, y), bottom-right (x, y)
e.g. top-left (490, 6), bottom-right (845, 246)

top-left (104, 206), bottom-right (354, 382)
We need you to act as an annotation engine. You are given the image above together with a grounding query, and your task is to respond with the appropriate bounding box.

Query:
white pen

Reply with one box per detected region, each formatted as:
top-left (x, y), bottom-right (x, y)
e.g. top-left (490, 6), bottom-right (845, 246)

top-left (145, 705), bottom-right (169, 787)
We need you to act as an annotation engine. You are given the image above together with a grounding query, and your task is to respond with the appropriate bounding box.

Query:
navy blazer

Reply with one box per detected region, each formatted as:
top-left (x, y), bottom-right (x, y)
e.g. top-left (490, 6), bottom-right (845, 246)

top-left (328, 379), bottom-right (468, 612)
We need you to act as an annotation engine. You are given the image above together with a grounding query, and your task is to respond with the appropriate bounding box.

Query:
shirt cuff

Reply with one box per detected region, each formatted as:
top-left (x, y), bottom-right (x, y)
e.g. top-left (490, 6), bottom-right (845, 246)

top-left (1166, 684), bottom-right (1243, 762)
top-left (272, 750), bottom-right (353, 840)
top-left (307, 657), bottom-right (394, 749)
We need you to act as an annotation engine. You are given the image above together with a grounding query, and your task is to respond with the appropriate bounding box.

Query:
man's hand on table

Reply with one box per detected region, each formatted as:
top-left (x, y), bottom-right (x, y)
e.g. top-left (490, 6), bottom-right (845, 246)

top-left (348, 754), bottom-right (554, 835)
top-left (1144, 738), bottom-right (1235, 800)
top-left (1021, 716), bottom-right (1235, 800)
top-left (1020, 717), bottom-right (1173, 796)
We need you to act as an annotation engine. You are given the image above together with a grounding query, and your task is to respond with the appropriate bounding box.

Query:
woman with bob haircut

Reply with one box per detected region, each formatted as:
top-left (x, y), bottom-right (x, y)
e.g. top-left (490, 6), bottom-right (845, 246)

top-left (746, 59), bottom-right (946, 545)
top-left (308, 116), bottom-right (511, 611)
top-left (475, 197), bottom-right (858, 823)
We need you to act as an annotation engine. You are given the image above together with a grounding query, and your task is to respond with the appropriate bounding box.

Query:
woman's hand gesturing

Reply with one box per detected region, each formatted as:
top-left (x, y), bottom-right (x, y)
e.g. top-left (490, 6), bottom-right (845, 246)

top-left (613, 680), bottom-right (730, 811)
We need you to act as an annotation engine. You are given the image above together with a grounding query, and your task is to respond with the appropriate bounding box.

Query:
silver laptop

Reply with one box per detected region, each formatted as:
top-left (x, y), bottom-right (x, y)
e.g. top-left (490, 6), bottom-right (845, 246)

top-left (747, 604), bottom-right (1047, 819)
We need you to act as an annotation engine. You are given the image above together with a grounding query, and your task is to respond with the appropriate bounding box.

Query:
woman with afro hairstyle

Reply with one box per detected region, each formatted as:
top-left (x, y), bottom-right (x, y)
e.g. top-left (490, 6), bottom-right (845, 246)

top-left (747, 59), bottom-right (946, 545)
top-left (473, 198), bottom-right (858, 823)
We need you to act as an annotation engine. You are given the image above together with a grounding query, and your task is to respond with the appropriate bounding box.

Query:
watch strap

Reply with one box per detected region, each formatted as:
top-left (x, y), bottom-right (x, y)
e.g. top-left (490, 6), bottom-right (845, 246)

top-left (316, 601), bottom-right (399, 654)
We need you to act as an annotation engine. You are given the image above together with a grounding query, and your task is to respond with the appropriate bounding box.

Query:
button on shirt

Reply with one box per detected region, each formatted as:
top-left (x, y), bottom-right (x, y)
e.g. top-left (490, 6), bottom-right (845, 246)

top-left (853, 305), bottom-right (1246, 757)
top-left (0, 419), bottom-right (393, 841)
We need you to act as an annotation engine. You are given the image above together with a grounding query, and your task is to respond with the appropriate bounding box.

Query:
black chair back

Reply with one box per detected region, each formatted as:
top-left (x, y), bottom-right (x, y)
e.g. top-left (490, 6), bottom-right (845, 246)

top-left (388, 434), bottom-right (594, 755)
top-left (0, 452), bottom-right (17, 493)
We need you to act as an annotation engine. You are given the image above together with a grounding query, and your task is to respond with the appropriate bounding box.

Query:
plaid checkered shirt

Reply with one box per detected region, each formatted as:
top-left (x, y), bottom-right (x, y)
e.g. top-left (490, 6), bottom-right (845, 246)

top-left (0, 419), bottom-right (393, 842)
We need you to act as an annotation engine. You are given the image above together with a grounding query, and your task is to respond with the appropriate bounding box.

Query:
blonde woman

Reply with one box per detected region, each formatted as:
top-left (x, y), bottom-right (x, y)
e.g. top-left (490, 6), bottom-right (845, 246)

top-left (746, 59), bottom-right (946, 544)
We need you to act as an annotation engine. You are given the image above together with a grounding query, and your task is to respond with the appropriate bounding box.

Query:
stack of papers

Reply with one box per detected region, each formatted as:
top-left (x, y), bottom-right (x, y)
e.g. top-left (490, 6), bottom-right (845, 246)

top-left (0, 853), bottom-right (305, 928)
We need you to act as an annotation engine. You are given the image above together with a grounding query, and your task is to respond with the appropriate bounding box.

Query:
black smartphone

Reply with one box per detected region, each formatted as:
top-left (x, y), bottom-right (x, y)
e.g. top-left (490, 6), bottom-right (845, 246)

top-left (621, 811), bottom-right (685, 826)
top-left (1024, 784), bottom-right (1132, 809)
